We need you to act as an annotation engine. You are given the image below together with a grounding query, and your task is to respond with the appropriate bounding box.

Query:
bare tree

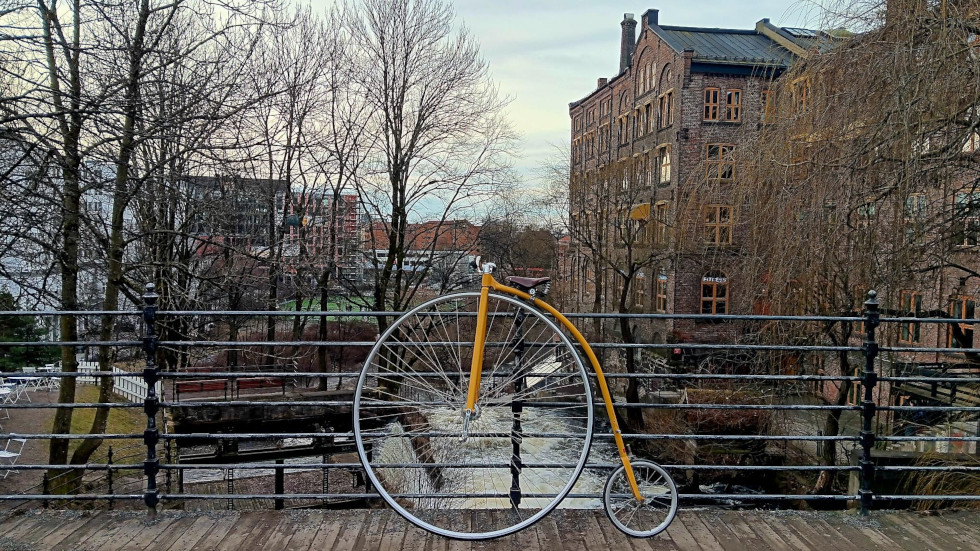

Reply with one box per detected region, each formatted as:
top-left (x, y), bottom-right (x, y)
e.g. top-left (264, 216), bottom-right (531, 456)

top-left (709, 0), bottom-right (980, 492)
top-left (340, 0), bottom-right (515, 323)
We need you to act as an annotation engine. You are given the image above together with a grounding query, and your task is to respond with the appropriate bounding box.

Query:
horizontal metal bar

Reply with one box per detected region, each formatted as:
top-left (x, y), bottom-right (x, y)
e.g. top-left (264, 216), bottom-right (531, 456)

top-left (1, 433), bottom-right (145, 440)
top-left (874, 495), bottom-right (980, 501)
top-left (2, 404), bottom-right (144, 409)
top-left (155, 462), bottom-right (861, 472)
top-left (0, 464), bottom-right (144, 470)
top-left (882, 346), bottom-right (980, 353)
top-left (882, 376), bottom-right (980, 383)
top-left (156, 371), bottom-right (862, 382)
top-left (877, 436), bottom-right (980, 442)
top-left (0, 341), bottom-right (141, 347)
top-left (877, 466), bottom-right (980, 472)
top-left (0, 495), bottom-right (143, 501)
top-left (151, 401), bottom-right (861, 412)
top-left (882, 405), bottom-right (980, 412)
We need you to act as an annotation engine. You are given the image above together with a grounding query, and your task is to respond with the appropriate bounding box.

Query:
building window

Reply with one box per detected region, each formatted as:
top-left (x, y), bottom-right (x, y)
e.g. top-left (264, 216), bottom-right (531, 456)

top-left (705, 143), bottom-right (735, 181)
top-left (704, 87), bottom-right (719, 121)
top-left (904, 194), bottom-right (927, 244)
top-left (657, 145), bottom-right (671, 184)
top-left (643, 103), bottom-right (653, 135)
top-left (658, 90), bottom-right (673, 128)
top-left (963, 131), bottom-right (979, 153)
top-left (701, 270), bottom-right (728, 314)
top-left (905, 194), bottom-right (927, 218)
top-left (656, 270), bottom-right (668, 312)
top-left (725, 89), bottom-right (741, 121)
top-left (703, 204), bottom-right (733, 245)
top-left (633, 270), bottom-right (646, 308)
top-left (652, 200), bottom-right (669, 245)
top-left (899, 290), bottom-right (922, 344)
top-left (618, 115), bottom-right (629, 145)
top-left (948, 296), bottom-right (976, 348)
top-left (856, 199), bottom-right (877, 229)
top-left (762, 90), bottom-right (774, 123)
top-left (955, 191), bottom-right (980, 246)
top-left (792, 77), bottom-right (810, 113)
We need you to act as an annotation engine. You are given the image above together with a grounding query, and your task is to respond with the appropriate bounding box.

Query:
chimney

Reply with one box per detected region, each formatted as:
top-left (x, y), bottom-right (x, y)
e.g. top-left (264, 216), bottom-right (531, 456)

top-left (620, 13), bottom-right (637, 74)
top-left (598, 77), bottom-right (608, 88)
top-left (643, 9), bottom-right (658, 29)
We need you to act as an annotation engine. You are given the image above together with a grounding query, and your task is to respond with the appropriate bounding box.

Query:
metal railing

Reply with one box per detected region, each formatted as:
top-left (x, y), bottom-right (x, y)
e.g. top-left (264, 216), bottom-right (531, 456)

top-left (0, 286), bottom-right (977, 516)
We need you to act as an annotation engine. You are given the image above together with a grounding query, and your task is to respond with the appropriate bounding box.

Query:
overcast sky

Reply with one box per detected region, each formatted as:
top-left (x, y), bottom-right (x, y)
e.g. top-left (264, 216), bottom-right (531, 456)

top-left (308, 1), bottom-right (822, 186)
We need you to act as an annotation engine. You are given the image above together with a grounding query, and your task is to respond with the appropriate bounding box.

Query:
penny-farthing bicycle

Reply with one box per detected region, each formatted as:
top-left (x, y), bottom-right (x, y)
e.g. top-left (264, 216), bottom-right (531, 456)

top-left (353, 262), bottom-right (677, 540)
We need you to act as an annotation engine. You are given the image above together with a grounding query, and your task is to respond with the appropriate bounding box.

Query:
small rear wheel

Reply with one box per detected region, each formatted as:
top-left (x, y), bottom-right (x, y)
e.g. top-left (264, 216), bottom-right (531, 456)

top-left (603, 460), bottom-right (677, 537)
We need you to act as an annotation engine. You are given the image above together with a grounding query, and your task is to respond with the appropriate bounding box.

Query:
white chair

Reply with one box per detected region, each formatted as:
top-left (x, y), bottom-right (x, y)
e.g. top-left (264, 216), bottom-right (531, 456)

top-left (6, 379), bottom-right (31, 403)
top-left (0, 383), bottom-right (13, 408)
top-left (0, 436), bottom-right (26, 478)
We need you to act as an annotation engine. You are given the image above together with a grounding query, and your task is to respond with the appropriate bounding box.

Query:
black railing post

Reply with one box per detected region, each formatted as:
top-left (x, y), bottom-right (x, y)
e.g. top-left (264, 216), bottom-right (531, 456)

top-left (274, 459), bottom-right (285, 510)
top-left (859, 290), bottom-right (880, 515)
top-left (107, 446), bottom-right (114, 510)
top-left (42, 473), bottom-right (49, 509)
top-left (142, 283), bottom-right (161, 519)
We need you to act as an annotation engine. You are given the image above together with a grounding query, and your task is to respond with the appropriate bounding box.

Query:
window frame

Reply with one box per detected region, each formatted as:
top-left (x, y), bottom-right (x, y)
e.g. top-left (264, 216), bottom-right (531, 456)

top-left (725, 89), bottom-right (741, 122)
top-left (705, 143), bottom-right (735, 181)
top-left (703, 87), bottom-right (719, 121)
top-left (657, 144), bottom-right (671, 185)
top-left (656, 270), bottom-right (668, 313)
top-left (658, 90), bottom-right (674, 128)
top-left (898, 290), bottom-right (922, 344)
top-left (700, 271), bottom-right (728, 315)
top-left (703, 204), bottom-right (733, 245)
top-left (761, 90), bottom-right (774, 123)
top-left (947, 295), bottom-right (976, 349)
top-left (652, 200), bottom-right (669, 245)
top-left (955, 191), bottom-right (980, 247)
top-left (792, 77), bottom-right (811, 113)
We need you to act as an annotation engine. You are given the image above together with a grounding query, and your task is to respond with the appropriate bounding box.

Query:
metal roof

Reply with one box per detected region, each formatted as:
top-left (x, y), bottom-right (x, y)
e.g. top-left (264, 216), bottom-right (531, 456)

top-left (657, 25), bottom-right (799, 67)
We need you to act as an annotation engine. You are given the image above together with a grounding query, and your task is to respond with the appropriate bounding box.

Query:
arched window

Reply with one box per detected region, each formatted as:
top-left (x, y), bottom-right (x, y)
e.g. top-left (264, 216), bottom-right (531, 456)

top-left (701, 270), bottom-right (728, 314)
top-left (657, 65), bottom-right (673, 128)
top-left (660, 64), bottom-right (672, 89)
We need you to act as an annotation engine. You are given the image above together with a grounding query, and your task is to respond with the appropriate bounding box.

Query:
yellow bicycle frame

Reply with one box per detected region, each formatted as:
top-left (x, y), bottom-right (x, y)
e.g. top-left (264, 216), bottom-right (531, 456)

top-left (463, 272), bottom-right (645, 501)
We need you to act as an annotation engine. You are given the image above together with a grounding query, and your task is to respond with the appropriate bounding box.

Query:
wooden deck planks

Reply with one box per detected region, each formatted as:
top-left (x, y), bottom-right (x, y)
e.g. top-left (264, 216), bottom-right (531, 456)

top-left (0, 508), bottom-right (977, 550)
top-left (680, 513), bottom-right (728, 551)
top-left (663, 514), bottom-right (706, 551)
top-left (686, 513), bottom-right (745, 551)
top-left (82, 515), bottom-right (150, 551)
top-left (1, 511), bottom-right (65, 543)
top-left (44, 514), bottom-right (112, 550)
top-left (275, 511), bottom-right (325, 551)
top-left (165, 515), bottom-right (224, 551)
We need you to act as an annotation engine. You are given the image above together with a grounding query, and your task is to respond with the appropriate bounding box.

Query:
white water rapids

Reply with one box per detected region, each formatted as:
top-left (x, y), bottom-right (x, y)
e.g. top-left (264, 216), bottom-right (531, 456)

top-left (373, 405), bottom-right (617, 510)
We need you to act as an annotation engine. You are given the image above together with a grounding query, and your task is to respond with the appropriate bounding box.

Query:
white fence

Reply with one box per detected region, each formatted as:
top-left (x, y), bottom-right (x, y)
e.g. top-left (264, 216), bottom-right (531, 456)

top-left (77, 361), bottom-right (162, 403)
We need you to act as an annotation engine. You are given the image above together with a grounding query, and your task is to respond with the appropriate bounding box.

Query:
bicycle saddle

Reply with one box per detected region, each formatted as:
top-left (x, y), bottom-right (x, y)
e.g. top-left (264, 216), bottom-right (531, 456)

top-left (506, 276), bottom-right (551, 290)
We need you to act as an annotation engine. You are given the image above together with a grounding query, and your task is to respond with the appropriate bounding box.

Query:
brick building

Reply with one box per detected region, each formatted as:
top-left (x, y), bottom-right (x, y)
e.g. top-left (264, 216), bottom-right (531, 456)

top-left (567, 10), bottom-right (827, 343)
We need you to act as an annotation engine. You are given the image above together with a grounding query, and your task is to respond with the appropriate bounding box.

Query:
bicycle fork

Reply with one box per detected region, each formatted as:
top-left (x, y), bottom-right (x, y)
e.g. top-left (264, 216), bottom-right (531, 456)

top-left (462, 273), bottom-right (645, 504)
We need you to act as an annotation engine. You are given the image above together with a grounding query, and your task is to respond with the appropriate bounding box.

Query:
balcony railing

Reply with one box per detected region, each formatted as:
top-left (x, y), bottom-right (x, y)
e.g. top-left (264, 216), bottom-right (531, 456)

top-left (0, 287), bottom-right (977, 514)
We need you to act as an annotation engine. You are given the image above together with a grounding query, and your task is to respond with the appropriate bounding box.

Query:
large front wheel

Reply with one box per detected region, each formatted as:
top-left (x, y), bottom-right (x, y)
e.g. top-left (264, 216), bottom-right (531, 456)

top-left (353, 292), bottom-right (594, 540)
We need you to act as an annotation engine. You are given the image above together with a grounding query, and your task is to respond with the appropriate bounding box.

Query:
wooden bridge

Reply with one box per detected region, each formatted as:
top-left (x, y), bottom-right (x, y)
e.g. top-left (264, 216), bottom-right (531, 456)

top-left (0, 508), bottom-right (976, 550)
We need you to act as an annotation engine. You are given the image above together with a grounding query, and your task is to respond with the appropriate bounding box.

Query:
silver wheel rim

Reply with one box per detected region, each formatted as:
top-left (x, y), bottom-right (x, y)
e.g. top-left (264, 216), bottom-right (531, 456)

top-left (354, 292), bottom-right (594, 540)
top-left (603, 460), bottom-right (678, 537)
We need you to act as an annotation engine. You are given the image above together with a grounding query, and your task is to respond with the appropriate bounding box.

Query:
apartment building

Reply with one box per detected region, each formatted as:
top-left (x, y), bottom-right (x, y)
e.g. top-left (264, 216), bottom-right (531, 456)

top-left (567, 10), bottom-right (827, 343)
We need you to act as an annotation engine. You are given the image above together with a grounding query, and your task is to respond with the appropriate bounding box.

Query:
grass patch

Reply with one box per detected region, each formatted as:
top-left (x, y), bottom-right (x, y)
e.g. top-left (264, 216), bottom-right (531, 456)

top-left (68, 384), bottom-right (148, 464)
